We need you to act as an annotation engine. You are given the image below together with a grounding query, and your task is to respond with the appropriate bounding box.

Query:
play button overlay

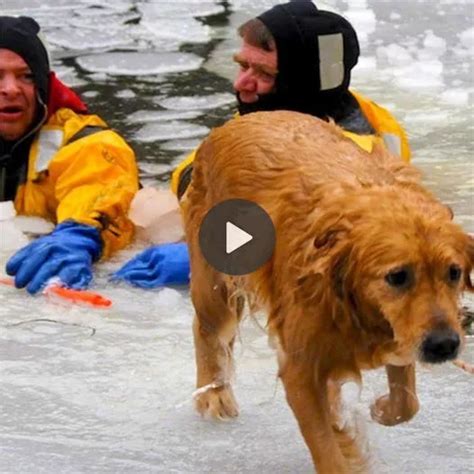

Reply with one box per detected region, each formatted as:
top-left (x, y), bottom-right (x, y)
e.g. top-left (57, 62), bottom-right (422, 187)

top-left (199, 199), bottom-right (275, 275)
top-left (226, 221), bottom-right (253, 254)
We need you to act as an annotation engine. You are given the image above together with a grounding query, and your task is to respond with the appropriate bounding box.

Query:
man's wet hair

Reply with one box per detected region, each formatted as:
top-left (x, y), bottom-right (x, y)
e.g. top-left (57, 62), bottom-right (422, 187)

top-left (237, 18), bottom-right (275, 53)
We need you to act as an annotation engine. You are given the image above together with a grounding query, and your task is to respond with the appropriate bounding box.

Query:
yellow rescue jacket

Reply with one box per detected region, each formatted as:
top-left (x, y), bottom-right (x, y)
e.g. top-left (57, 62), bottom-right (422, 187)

top-left (171, 91), bottom-right (411, 198)
top-left (14, 108), bottom-right (139, 258)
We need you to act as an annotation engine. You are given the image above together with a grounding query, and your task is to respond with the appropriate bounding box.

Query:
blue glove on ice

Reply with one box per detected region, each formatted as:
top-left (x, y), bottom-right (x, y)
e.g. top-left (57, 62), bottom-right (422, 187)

top-left (111, 242), bottom-right (190, 288)
top-left (6, 220), bottom-right (102, 294)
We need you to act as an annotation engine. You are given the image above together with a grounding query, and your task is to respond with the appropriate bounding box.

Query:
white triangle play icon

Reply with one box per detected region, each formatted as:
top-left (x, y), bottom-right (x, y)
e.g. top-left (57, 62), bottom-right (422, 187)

top-left (226, 221), bottom-right (253, 254)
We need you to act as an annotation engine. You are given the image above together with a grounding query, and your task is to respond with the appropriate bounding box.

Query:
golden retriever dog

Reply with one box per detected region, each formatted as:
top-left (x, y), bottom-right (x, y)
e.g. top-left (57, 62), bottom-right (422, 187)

top-left (182, 111), bottom-right (473, 473)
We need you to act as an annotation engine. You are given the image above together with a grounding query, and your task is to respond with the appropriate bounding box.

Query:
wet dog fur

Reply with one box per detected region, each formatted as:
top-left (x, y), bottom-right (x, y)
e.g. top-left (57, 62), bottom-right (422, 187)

top-left (182, 111), bottom-right (473, 473)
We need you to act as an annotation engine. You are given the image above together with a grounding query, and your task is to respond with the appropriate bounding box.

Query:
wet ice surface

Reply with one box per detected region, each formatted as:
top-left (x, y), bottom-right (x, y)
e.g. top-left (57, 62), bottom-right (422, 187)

top-left (1, 0), bottom-right (473, 473)
top-left (1, 267), bottom-right (473, 474)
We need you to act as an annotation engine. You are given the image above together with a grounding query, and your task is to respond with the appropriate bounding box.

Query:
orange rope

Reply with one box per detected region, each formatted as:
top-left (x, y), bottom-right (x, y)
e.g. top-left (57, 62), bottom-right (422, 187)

top-left (0, 276), bottom-right (111, 308)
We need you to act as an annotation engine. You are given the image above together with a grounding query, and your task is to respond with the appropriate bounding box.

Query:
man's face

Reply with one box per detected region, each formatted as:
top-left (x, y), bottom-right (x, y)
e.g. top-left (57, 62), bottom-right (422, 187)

top-left (233, 39), bottom-right (277, 104)
top-left (0, 49), bottom-right (37, 141)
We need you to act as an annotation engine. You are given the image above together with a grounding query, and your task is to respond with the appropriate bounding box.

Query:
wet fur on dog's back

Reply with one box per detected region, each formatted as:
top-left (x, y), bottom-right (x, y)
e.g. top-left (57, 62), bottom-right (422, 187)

top-left (183, 111), bottom-right (473, 473)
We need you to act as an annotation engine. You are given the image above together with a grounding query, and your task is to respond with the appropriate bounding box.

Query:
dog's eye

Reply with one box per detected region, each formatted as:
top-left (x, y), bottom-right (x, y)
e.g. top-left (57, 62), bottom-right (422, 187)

top-left (385, 267), bottom-right (413, 289)
top-left (447, 264), bottom-right (462, 284)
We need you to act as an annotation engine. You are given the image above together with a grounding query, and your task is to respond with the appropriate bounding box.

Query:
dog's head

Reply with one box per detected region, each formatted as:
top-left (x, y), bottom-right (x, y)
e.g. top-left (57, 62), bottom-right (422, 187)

top-left (304, 187), bottom-right (473, 365)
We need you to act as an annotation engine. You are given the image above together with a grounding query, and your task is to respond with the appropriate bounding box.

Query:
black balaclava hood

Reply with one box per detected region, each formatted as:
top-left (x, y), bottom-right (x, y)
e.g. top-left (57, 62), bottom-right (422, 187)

top-left (238, 1), bottom-right (360, 120)
top-left (0, 16), bottom-right (50, 105)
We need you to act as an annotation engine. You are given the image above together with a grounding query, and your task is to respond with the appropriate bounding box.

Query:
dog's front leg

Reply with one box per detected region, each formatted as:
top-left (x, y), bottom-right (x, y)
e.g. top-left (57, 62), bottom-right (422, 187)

top-left (192, 311), bottom-right (240, 419)
top-left (370, 364), bottom-right (419, 426)
top-left (280, 362), bottom-right (350, 474)
top-left (190, 257), bottom-right (241, 420)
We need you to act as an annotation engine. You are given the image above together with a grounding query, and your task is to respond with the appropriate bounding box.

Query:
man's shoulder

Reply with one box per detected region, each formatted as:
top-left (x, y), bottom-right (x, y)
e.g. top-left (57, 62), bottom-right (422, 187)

top-left (45, 109), bottom-right (131, 147)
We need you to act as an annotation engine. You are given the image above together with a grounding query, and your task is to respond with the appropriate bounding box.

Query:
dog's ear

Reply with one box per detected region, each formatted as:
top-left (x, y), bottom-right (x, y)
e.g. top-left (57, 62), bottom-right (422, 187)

top-left (295, 214), bottom-right (353, 305)
top-left (296, 225), bottom-right (352, 303)
top-left (312, 222), bottom-right (353, 299)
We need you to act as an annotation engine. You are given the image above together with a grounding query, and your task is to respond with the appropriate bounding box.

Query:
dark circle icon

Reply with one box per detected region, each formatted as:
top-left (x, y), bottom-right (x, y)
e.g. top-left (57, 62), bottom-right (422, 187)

top-left (198, 199), bottom-right (276, 275)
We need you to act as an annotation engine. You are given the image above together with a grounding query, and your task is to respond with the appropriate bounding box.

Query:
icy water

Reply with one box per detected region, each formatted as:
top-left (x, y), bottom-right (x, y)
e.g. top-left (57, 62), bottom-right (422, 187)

top-left (1, 1), bottom-right (473, 473)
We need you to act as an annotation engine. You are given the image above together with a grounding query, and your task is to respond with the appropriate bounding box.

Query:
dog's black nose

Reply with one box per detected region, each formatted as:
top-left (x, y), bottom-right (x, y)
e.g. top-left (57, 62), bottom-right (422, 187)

top-left (421, 328), bottom-right (460, 363)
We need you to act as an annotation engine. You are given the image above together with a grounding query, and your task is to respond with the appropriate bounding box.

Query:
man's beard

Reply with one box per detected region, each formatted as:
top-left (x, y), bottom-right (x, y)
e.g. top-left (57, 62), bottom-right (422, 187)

top-left (236, 88), bottom-right (355, 125)
top-left (236, 92), bottom-right (286, 116)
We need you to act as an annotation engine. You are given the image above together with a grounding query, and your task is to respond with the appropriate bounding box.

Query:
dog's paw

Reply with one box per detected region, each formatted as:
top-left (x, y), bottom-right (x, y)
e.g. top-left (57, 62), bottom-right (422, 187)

top-left (193, 383), bottom-right (239, 420)
top-left (370, 392), bottom-right (419, 426)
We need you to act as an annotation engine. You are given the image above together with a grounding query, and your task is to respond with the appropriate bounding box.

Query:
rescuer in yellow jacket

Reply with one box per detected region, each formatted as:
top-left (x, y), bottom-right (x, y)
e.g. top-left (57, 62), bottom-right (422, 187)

top-left (112, 2), bottom-right (411, 288)
top-left (171, 91), bottom-right (411, 200)
top-left (0, 16), bottom-right (138, 293)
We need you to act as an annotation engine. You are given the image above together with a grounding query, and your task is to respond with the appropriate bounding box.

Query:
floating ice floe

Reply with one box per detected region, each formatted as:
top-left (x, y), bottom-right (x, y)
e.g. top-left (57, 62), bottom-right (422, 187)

top-left (74, 1), bottom-right (132, 15)
top-left (69, 12), bottom-right (142, 31)
top-left (453, 27), bottom-right (474, 58)
top-left (47, 29), bottom-right (135, 51)
top-left (87, 72), bottom-right (109, 82)
top-left (74, 0), bottom-right (131, 16)
top-left (439, 89), bottom-right (470, 107)
top-left (418, 30), bottom-right (447, 60)
top-left (54, 66), bottom-right (88, 88)
top-left (82, 90), bottom-right (100, 98)
top-left (352, 56), bottom-right (377, 76)
top-left (397, 60), bottom-right (444, 90)
top-left (127, 109), bottom-right (203, 124)
top-left (76, 52), bottom-right (203, 76)
top-left (376, 43), bottom-right (414, 68)
top-left (458, 27), bottom-right (474, 50)
top-left (138, 2), bottom-right (225, 19)
top-left (138, 163), bottom-right (174, 176)
top-left (343, 3), bottom-right (376, 41)
top-left (1, 0), bottom-right (79, 15)
top-left (139, 18), bottom-right (211, 45)
top-left (161, 138), bottom-right (203, 152)
top-left (404, 110), bottom-right (450, 127)
top-left (229, 0), bottom-right (281, 11)
top-left (376, 43), bottom-right (444, 91)
top-left (115, 89), bottom-right (136, 99)
top-left (156, 92), bottom-right (235, 110)
top-left (133, 121), bottom-right (210, 143)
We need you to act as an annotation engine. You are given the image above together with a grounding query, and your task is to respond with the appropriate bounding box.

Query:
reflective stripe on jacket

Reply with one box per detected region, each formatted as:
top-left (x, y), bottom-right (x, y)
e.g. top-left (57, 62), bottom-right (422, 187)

top-left (170, 91), bottom-right (411, 198)
top-left (14, 107), bottom-right (139, 257)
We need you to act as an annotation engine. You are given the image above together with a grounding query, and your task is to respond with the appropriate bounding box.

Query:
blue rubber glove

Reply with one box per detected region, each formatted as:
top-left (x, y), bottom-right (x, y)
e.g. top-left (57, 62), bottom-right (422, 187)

top-left (111, 242), bottom-right (190, 288)
top-left (6, 220), bottom-right (102, 294)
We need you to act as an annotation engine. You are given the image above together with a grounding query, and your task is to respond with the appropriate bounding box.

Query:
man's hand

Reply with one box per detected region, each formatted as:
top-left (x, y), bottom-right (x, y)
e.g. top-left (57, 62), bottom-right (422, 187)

top-left (111, 242), bottom-right (190, 289)
top-left (6, 221), bottom-right (102, 294)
